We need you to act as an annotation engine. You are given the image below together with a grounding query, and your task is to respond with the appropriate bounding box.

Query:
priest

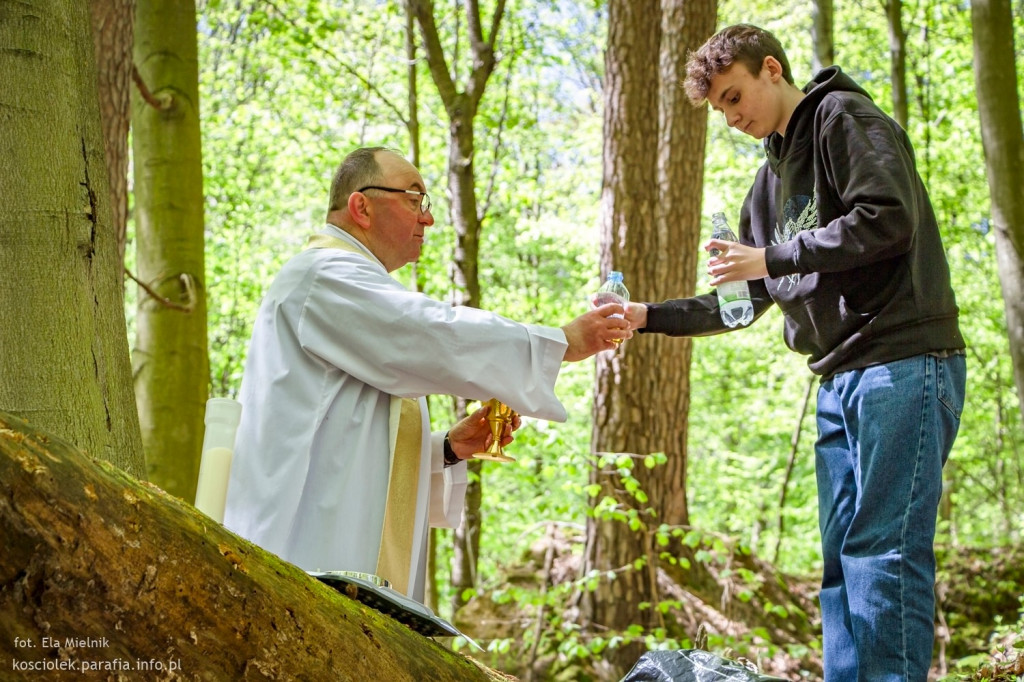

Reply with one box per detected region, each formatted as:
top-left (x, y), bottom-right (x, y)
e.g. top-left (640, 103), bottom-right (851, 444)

top-left (223, 147), bottom-right (629, 601)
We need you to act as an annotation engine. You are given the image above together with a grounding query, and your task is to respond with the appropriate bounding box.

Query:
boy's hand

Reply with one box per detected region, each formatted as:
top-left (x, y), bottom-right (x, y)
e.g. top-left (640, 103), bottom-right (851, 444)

top-left (624, 302), bottom-right (648, 331)
top-left (705, 240), bottom-right (768, 285)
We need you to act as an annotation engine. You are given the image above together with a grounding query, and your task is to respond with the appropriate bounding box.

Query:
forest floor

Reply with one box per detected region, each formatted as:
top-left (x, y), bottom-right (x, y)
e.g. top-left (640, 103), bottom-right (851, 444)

top-left (454, 532), bottom-right (1024, 681)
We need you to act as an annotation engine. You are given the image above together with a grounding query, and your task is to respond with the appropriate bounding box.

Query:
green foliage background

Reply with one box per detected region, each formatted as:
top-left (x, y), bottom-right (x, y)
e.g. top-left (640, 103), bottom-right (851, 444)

top-left (176, 0), bottom-right (1023, 670)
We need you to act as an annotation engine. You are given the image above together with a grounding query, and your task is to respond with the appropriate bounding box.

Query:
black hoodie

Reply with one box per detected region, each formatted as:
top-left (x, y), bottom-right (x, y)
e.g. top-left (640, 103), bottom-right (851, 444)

top-left (645, 66), bottom-right (964, 378)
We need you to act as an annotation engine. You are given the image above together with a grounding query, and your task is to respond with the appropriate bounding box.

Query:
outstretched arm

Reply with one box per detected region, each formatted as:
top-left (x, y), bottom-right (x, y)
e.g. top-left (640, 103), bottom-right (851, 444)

top-left (561, 303), bottom-right (632, 361)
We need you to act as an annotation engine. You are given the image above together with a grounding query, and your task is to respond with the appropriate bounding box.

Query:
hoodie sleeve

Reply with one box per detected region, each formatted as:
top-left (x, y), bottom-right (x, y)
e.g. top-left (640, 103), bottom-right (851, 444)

top-left (645, 182), bottom-right (775, 337)
top-left (765, 93), bottom-right (921, 279)
top-left (643, 279), bottom-right (773, 337)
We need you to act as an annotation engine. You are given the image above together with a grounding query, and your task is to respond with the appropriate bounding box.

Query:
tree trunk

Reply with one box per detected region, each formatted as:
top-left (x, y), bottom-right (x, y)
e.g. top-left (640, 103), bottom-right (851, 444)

top-left (811, 0), bottom-right (834, 72)
top-left (132, 0), bottom-right (210, 501)
top-left (88, 0), bottom-right (135, 265)
top-left (586, 10), bottom-right (660, 664)
top-left (583, 0), bottom-right (714, 673)
top-left (884, 0), bottom-right (909, 128)
top-left (404, 0), bottom-right (422, 173)
top-left (409, 0), bottom-right (505, 613)
top-left (404, 0), bottom-right (440, 613)
top-left (0, 412), bottom-right (510, 681)
top-left (971, 0), bottom-right (1024, 425)
top-left (445, 104), bottom-right (486, 609)
top-left (0, 0), bottom-right (145, 479)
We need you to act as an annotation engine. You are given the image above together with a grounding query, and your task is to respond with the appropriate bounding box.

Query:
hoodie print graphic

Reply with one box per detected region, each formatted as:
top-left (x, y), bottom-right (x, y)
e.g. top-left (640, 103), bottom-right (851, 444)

top-left (773, 194), bottom-right (817, 292)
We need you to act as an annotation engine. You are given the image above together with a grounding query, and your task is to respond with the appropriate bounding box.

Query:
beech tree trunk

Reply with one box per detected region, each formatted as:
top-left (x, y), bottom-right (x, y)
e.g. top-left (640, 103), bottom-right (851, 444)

top-left (0, 412), bottom-right (507, 681)
top-left (971, 0), bottom-right (1024, 426)
top-left (0, 0), bottom-right (144, 479)
top-left (132, 0), bottom-right (209, 502)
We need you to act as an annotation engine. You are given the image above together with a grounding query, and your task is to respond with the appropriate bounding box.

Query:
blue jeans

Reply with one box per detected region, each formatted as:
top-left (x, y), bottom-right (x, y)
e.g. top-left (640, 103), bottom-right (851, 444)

top-left (815, 353), bottom-right (966, 682)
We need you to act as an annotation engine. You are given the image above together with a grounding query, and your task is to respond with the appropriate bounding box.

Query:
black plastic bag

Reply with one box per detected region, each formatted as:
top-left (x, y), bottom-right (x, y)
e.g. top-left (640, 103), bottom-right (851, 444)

top-left (621, 649), bottom-right (789, 682)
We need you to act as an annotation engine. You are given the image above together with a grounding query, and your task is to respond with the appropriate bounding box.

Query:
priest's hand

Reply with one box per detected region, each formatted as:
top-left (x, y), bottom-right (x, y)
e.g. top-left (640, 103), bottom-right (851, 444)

top-left (561, 303), bottom-right (632, 361)
top-left (447, 403), bottom-right (521, 461)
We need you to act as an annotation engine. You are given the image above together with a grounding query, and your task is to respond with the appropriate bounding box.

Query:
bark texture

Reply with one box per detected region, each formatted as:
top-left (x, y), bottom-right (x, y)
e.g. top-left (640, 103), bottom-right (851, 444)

top-left (0, 0), bottom-right (145, 478)
top-left (584, 0), bottom-right (715, 673)
top-left (0, 412), bottom-right (509, 681)
top-left (585, 3), bottom-right (661, 660)
top-left (88, 0), bottom-right (135, 264)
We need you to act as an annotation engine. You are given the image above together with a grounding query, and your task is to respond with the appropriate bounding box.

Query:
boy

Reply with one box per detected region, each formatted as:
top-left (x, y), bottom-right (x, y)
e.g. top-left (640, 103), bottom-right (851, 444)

top-left (625, 24), bottom-right (966, 681)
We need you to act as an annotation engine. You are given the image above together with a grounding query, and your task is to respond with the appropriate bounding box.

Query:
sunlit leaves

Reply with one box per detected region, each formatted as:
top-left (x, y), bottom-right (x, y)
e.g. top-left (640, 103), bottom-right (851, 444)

top-left (194, 8), bottom-right (1024, 670)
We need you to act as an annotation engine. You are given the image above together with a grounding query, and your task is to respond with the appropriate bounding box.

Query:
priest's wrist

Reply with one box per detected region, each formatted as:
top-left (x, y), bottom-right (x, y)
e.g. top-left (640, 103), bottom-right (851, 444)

top-left (443, 432), bottom-right (461, 467)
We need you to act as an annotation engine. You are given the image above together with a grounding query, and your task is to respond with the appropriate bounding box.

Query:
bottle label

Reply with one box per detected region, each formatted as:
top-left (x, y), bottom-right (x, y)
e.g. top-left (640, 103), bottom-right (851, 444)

top-left (717, 282), bottom-right (751, 303)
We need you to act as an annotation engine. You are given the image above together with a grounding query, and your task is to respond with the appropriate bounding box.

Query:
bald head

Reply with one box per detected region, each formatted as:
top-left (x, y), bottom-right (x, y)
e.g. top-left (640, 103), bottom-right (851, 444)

top-left (326, 146), bottom-right (396, 215)
top-left (323, 147), bottom-right (434, 272)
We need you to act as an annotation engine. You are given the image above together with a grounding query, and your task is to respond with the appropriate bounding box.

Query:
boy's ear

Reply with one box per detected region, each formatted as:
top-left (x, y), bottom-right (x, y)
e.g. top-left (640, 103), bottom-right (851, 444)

top-left (763, 55), bottom-right (784, 81)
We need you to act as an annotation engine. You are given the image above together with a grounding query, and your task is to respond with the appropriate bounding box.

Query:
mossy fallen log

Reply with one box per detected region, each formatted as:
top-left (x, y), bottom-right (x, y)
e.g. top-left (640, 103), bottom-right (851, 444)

top-left (0, 411), bottom-right (509, 681)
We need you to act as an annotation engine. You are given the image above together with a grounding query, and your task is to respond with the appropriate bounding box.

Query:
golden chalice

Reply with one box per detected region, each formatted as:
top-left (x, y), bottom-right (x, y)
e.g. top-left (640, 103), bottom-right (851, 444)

top-left (472, 398), bottom-right (517, 463)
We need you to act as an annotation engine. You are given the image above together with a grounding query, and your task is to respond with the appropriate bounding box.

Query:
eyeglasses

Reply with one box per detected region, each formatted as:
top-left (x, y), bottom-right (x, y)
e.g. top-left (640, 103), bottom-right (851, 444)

top-left (357, 186), bottom-right (432, 214)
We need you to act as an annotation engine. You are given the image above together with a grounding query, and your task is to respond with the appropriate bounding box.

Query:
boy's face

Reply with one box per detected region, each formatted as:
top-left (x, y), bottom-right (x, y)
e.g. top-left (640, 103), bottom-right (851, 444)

top-left (707, 56), bottom-right (789, 139)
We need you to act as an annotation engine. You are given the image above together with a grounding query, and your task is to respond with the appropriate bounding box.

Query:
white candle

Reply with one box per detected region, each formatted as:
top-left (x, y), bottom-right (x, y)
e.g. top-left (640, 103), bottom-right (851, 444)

top-left (194, 446), bottom-right (234, 523)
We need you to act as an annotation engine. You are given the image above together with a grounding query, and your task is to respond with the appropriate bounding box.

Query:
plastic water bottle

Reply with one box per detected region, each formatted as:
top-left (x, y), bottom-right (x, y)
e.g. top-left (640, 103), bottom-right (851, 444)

top-left (709, 212), bottom-right (754, 328)
top-left (593, 271), bottom-right (629, 343)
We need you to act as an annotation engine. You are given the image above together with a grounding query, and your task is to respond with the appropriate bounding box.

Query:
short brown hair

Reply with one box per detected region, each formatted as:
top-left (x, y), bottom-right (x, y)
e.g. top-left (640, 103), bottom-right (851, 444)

top-left (326, 146), bottom-right (392, 213)
top-left (683, 24), bottom-right (793, 105)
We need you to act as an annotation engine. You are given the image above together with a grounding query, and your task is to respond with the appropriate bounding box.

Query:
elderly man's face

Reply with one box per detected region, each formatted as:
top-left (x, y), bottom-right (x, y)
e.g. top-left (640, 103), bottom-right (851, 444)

top-left (363, 151), bottom-right (435, 272)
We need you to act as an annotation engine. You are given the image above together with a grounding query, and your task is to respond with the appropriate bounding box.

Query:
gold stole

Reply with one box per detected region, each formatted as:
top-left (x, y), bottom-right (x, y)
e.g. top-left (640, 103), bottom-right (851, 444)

top-left (305, 232), bottom-right (422, 594)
